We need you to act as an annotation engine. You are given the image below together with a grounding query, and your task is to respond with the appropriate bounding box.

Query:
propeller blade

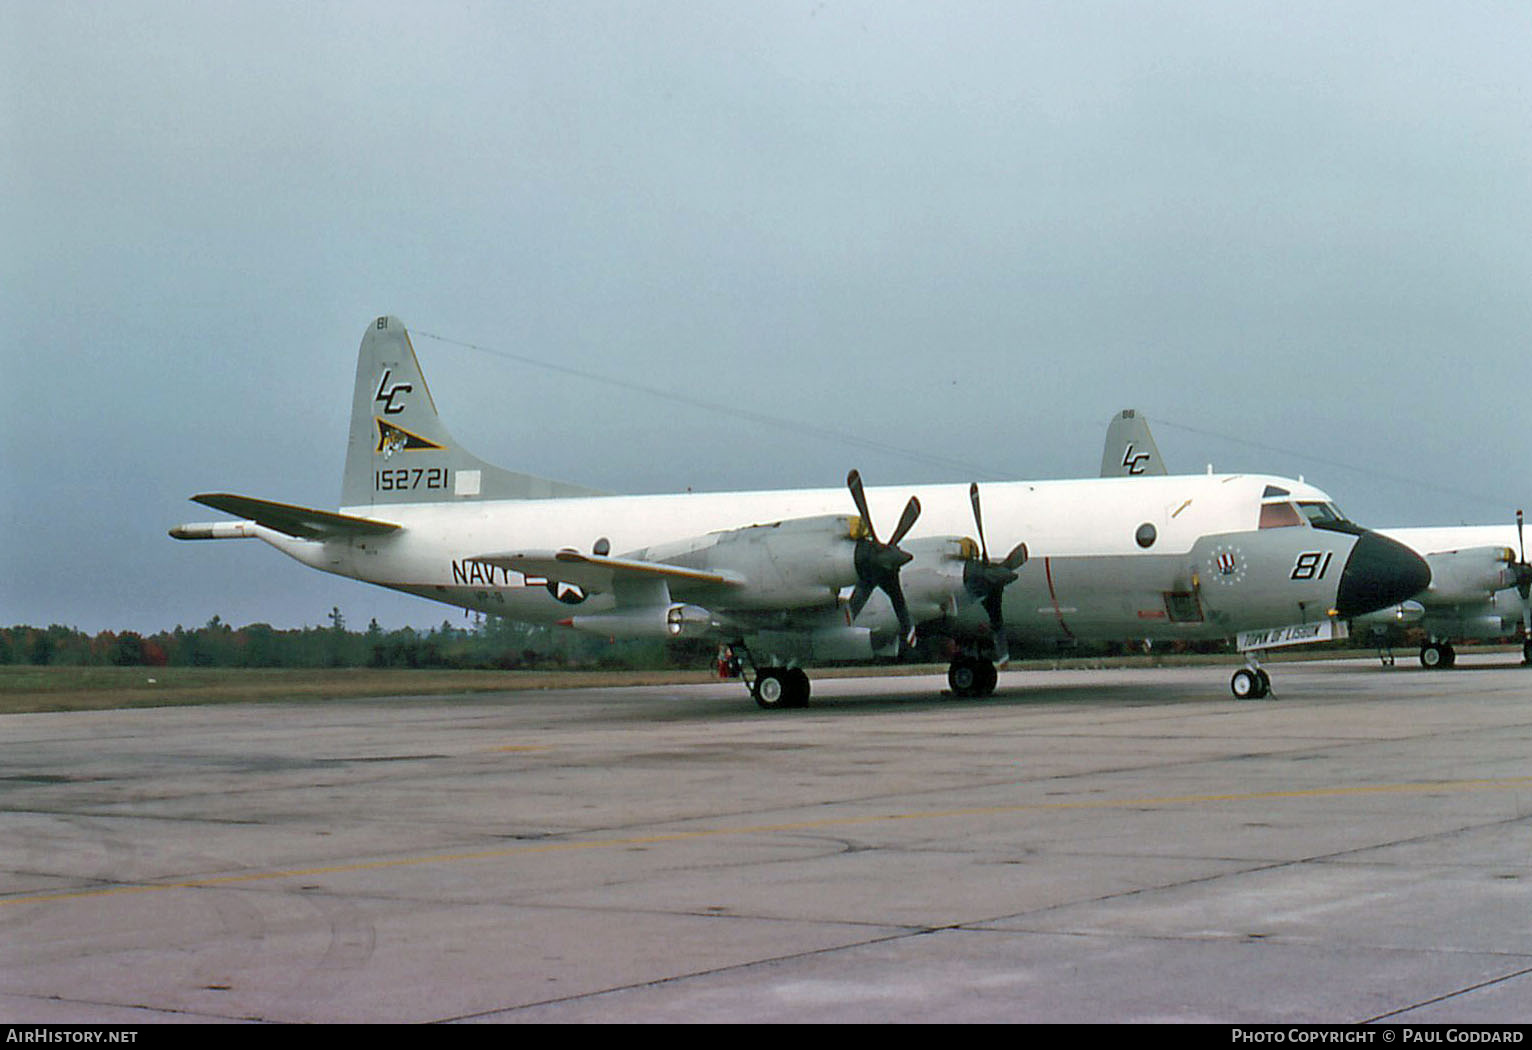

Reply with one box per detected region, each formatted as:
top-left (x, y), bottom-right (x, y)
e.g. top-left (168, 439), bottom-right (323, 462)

top-left (982, 589), bottom-right (1005, 631)
top-left (969, 483), bottom-right (989, 563)
top-left (890, 496), bottom-right (921, 546)
top-left (849, 580), bottom-right (874, 620)
top-left (987, 593), bottom-right (1010, 666)
top-left (1003, 542), bottom-right (1029, 571)
top-left (888, 579), bottom-right (914, 653)
top-left (847, 470), bottom-right (875, 542)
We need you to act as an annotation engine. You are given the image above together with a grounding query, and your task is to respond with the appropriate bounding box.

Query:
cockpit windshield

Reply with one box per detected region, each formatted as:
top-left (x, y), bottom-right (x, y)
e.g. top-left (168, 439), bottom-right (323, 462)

top-left (1259, 500), bottom-right (1355, 531)
top-left (1296, 502), bottom-right (1350, 526)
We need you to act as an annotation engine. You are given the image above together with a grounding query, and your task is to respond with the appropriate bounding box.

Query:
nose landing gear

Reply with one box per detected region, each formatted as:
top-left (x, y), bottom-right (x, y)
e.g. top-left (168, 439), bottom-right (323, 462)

top-left (1231, 653), bottom-right (1272, 700)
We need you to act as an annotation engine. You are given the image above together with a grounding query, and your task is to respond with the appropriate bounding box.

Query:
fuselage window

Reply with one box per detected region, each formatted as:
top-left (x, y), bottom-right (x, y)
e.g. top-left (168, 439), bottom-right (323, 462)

top-left (1259, 502), bottom-right (1304, 529)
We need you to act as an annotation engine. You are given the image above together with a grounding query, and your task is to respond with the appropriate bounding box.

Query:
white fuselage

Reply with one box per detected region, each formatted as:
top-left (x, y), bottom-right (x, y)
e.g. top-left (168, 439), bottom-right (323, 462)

top-left (246, 471), bottom-right (1359, 647)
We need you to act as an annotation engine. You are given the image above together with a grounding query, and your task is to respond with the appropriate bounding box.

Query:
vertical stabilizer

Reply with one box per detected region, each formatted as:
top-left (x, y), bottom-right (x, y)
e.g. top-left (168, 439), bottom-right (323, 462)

top-left (1100, 409), bottom-right (1168, 477)
top-left (340, 316), bottom-right (605, 508)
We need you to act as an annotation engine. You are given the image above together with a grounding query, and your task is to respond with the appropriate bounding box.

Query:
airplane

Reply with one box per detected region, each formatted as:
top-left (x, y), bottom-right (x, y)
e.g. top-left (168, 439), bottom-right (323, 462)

top-left (1099, 409), bottom-right (1531, 670)
top-left (170, 317), bottom-right (1430, 708)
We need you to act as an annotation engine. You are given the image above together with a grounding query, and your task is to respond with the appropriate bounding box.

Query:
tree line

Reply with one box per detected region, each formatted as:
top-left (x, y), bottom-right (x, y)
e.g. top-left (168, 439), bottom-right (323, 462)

top-left (0, 609), bottom-right (712, 671)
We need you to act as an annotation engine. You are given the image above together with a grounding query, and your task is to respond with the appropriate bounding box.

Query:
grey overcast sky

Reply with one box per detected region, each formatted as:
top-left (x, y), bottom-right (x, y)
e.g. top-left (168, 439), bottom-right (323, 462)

top-left (4, 1), bottom-right (1529, 634)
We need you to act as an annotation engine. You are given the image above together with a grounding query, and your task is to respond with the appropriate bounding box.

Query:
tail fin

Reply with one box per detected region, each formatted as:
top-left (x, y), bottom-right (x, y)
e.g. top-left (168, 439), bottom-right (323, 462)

top-left (1100, 409), bottom-right (1168, 477)
top-left (340, 316), bottom-right (606, 508)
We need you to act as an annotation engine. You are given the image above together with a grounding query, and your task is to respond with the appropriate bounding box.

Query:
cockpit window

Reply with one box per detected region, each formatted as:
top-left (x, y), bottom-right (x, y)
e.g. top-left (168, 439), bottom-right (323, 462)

top-left (1259, 502), bottom-right (1304, 529)
top-left (1296, 501), bottom-right (1363, 535)
top-left (1296, 502), bottom-right (1349, 526)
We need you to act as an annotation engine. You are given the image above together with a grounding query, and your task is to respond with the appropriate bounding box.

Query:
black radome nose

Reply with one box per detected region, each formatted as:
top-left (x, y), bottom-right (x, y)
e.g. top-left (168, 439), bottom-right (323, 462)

top-left (1335, 531), bottom-right (1431, 618)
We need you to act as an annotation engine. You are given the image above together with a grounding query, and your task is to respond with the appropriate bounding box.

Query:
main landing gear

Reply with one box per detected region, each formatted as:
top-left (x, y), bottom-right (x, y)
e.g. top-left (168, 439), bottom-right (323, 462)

top-left (1419, 641), bottom-right (1456, 670)
top-left (750, 666), bottom-right (811, 710)
top-left (727, 641), bottom-right (812, 709)
top-left (1421, 638), bottom-right (1532, 668)
top-left (736, 646), bottom-right (1004, 709)
top-left (947, 656), bottom-right (998, 698)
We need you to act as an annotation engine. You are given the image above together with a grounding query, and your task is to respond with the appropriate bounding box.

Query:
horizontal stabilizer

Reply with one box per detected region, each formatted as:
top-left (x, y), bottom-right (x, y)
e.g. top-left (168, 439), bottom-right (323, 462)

top-left (470, 549), bottom-right (743, 594)
top-left (188, 493), bottom-right (401, 541)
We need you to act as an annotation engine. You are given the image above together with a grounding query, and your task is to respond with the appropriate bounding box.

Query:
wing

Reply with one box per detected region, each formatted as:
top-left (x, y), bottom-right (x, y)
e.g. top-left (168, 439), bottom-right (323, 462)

top-left (469, 549), bottom-right (744, 594)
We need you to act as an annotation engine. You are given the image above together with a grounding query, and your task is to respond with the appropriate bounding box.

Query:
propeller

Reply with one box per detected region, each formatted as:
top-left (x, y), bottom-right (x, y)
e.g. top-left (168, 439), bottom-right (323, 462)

top-left (964, 483), bottom-right (1029, 664)
top-left (1514, 509), bottom-right (1532, 653)
top-left (846, 470), bottom-right (921, 654)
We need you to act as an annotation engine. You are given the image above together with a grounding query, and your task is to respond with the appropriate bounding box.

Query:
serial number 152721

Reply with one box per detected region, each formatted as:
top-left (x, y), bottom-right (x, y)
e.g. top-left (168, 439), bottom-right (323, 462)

top-left (375, 468), bottom-right (449, 491)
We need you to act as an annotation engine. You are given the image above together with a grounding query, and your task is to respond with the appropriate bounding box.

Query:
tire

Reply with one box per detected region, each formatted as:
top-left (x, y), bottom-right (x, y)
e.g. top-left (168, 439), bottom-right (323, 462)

top-left (948, 658), bottom-right (998, 699)
top-left (1420, 643), bottom-right (1447, 670)
top-left (1231, 668), bottom-right (1267, 700)
top-left (948, 659), bottom-right (975, 696)
top-left (975, 660), bottom-right (998, 698)
top-left (755, 667), bottom-right (811, 709)
top-left (948, 659), bottom-right (978, 697)
top-left (754, 668), bottom-right (789, 710)
top-left (785, 667), bottom-right (811, 708)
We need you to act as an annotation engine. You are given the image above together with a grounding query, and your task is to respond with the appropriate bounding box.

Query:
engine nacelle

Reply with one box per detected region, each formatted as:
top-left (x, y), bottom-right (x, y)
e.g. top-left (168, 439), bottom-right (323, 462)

top-left (744, 625), bottom-right (886, 663)
top-left (1423, 546), bottom-right (1515, 604)
top-left (808, 626), bottom-right (880, 661)
top-left (632, 514), bottom-right (862, 610)
top-left (899, 536), bottom-right (978, 619)
top-left (1459, 614), bottom-right (1518, 638)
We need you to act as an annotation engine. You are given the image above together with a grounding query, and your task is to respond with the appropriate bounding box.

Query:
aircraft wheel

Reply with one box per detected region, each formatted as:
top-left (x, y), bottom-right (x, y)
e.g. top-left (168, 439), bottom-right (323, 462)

top-left (1420, 643), bottom-right (1451, 670)
top-left (1231, 668), bottom-right (1269, 700)
top-left (1441, 644), bottom-right (1456, 668)
top-left (975, 660), bottom-right (998, 697)
top-left (754, 667), bottom-right (810, 710)
top-left (753, 668), bottom-right (790, 710)
top-left (1523, 639), bottom-right (1531, 666)
top-left (785, 667), bottom-right (812, 708)
top-left (948, 658), bottom-right (978, 697)
top-left (948, 658), bottom-right (997, 698)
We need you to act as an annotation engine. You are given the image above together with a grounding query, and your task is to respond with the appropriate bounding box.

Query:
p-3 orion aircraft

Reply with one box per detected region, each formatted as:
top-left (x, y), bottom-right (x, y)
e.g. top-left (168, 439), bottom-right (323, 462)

top-left (171, 318), bottom-right (1429, 707)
